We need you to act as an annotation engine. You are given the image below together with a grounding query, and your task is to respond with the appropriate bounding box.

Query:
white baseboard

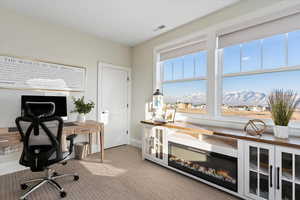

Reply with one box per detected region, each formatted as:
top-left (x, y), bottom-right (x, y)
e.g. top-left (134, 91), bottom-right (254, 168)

top-left (91, 144), bottom-right (100, 153)
top-left (130, 138), bottom-right (142, 148)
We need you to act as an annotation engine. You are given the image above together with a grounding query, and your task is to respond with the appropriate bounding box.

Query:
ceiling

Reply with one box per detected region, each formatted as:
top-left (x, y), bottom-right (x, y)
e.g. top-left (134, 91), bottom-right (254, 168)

top-left (0, 0), bottom-right (240, 46)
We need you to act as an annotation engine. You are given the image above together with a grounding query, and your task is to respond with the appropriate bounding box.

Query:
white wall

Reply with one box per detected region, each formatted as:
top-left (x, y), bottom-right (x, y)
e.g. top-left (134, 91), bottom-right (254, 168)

top-left (0, 7), bottom-right (132, 127)
top-left (0, 7), bottom-right (132, 174)
top-left (130, 0), bottom-right (284, 142)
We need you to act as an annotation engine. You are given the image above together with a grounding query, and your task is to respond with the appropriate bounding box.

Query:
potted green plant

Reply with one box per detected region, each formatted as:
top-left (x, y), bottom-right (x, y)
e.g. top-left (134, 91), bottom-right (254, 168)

top-left (267, 89), bottom-right (299, 139)
top-left (72, 96), bottom-right (95, 123)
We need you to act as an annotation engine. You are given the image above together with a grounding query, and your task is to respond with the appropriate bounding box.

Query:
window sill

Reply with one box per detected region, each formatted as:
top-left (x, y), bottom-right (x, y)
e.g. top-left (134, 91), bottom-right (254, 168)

top-left (175, 112), bottom-right (300, 136)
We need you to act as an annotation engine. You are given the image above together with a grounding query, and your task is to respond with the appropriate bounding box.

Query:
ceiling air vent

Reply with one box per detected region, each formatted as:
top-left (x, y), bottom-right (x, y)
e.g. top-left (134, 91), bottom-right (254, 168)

top-left (153, 25), bottom-right (166, 32)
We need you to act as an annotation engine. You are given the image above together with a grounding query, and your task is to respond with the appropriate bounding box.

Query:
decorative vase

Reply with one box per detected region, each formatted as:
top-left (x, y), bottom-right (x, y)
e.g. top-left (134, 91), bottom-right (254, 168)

top-left (273, 125), bottom-right (289, 139)
top-left (77, 113), bottom-right (86, 123)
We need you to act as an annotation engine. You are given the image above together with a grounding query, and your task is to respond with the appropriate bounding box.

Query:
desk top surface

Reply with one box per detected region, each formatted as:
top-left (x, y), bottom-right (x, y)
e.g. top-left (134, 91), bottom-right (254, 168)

top-left (0, 120), bottom-right (103, 146)
top-left (141, 120), bottom-right (300, 149)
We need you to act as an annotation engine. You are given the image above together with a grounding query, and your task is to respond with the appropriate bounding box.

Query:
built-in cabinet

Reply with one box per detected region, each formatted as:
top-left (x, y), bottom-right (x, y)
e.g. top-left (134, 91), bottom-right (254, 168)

top-left (244, 142), bottom-right (300, 200)
top-left (141, 122), bottom-right (300, 200)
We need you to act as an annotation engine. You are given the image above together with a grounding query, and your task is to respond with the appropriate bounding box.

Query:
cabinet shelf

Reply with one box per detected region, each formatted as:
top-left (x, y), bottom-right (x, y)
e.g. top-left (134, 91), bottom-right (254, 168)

top-left (260, 168), bottom-right (269, 176)
top-left (281, 176), bottom-right (293, 183)
top-left (249, 169), bottom-right (269, 177)
top-left (295, 178), bottom-right (300, 185)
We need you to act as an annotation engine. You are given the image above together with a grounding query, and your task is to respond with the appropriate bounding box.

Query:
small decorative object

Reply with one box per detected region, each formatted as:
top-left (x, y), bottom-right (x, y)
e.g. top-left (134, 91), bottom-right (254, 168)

top-left (72, 96), bottom-right (95, 123)
top-left (165, 109), bottom-right (176, 122)
top-left (268, 89), bottom-right (300, 139)
top-left (152, 89), bottom-right (164, 122)
top-left (244, 119), bottom-right (267, 136)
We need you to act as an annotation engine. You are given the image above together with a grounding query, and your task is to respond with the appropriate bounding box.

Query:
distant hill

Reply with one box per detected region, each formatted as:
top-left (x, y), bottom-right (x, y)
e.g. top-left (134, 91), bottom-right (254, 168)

top-left (223, 90), bottom-right (267, 106)
top-left (164, 90), bottom-right (300, 107)
top-left (164, 90), bottom-right (268, 106)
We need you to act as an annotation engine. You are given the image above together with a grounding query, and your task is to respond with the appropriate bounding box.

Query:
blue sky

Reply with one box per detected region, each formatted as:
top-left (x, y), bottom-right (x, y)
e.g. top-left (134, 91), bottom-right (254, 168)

top-left (163, 30), bottom-right (300, 99)
top-left (163, 80), bottom-right (206, 97)
top-left (223, 71), bottom-right (300, 94)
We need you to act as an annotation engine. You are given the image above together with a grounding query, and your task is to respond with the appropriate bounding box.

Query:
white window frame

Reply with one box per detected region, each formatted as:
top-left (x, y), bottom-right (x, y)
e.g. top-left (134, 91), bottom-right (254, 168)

top-left (155, 36), bottom-right (212, 118)
top-left (218, 32), bottom-right (300, 123)
top-left (153, 1), bottom-right (300, 130)
top-left (160, 51), bottom-right (209, 114)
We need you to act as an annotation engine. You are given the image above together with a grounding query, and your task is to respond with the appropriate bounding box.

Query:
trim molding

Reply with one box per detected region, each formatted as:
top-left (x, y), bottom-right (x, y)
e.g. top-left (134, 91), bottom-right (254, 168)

top-left (130, 138), bottom-right (142, 148)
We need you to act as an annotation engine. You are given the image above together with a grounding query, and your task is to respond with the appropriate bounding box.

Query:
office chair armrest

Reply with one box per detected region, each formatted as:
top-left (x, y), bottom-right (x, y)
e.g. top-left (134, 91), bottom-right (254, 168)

top-left (66, 134), bottom-right (77, 154)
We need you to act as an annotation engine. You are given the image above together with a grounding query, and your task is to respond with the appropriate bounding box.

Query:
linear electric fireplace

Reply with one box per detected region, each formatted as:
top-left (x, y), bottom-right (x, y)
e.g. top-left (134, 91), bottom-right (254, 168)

top-left (168, 142), bottom-right (238, 192)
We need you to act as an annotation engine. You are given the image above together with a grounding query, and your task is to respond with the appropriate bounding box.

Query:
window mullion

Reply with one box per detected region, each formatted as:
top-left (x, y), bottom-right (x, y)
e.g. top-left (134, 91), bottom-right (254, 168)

top-left (217, 49), bottom-right (224, 117)
top-left (207, 33), bottom-right (217, 118)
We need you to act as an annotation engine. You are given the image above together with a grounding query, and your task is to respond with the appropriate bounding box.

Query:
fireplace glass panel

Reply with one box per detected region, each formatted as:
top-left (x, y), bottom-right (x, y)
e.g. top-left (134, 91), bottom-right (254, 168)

top-left (168, 142), bottom-right (238, 192)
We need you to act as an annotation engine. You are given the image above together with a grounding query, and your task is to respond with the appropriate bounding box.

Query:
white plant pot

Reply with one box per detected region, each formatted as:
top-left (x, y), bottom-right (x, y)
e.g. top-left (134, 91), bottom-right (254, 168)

top-left (77, 114), bottom-right (86, 123)
top-left (273, 125), bottom-right (289, 139)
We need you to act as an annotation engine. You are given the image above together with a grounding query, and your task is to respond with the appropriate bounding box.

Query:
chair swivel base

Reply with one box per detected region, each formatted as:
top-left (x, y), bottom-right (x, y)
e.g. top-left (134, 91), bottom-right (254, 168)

top-left (19, 168), bottom-right (79, 200)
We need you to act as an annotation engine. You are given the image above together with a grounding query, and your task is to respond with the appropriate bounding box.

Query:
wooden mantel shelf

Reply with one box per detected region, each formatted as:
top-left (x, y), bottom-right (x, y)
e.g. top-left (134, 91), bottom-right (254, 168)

top-left (141, 120), bottom-right (300, 149)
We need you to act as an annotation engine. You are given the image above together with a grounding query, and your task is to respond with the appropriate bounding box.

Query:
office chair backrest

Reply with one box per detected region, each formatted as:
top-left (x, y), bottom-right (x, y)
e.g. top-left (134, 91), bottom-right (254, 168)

top-left (16, 102), bottom-right (64, 172)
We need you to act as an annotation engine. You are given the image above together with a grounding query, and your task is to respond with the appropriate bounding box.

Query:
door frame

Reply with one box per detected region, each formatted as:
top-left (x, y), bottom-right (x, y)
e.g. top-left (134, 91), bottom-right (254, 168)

top-left (97, 61), bottom-right (131, 148)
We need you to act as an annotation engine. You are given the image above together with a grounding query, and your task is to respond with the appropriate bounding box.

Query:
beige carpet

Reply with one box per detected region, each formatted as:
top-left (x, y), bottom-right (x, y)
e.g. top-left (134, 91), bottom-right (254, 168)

top-left (0, 146), bottom-right (239, 200)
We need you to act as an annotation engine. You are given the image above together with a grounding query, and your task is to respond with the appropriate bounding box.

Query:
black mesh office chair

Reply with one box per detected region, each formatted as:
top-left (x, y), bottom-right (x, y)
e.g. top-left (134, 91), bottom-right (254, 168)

top-left (15, 102), bottom-right (79, 200)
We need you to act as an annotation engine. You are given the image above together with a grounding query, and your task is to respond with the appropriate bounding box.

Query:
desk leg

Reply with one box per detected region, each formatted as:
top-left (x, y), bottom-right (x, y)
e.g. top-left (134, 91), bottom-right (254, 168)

top-left (88, 133), bottom-right (92, 154)
top-left (100, 131), bottom-right (104, 162)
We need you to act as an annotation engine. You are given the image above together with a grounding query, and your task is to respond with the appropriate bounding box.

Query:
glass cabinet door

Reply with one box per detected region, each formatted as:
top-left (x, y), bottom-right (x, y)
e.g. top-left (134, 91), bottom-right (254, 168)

top-left (276, 147), bottom-right (300, 200)
top-left (144, 127), bottom-right (166, 161)
top-left (245, 142), bottom-right (275, 200)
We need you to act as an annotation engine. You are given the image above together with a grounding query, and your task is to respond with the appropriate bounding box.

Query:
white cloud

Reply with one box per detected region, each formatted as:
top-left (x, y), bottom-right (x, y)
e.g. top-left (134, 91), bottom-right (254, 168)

top-left (242, 56), bottom-right (250, 61)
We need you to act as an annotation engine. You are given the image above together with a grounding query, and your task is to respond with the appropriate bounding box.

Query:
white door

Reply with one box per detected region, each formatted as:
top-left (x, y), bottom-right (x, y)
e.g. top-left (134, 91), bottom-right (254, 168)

top-left (98, 63), bottom-right (130, 149)
top-left (244, 141), bottom-right (275, 200)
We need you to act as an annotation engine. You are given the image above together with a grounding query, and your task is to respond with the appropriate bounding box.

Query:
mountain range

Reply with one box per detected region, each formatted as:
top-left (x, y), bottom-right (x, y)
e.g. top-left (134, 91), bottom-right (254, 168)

top-left (165, 90), bottom-right (268, 106)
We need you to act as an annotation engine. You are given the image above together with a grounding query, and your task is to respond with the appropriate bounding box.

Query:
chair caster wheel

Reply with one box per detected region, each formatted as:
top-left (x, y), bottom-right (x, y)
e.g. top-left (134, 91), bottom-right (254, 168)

top-left (60, 191), bottom-right (67, 198)
top-left (53, 172), bottom-right (59, 176)
top-left (62, 162), bottom-right (67, 166)
top-left (21, 184), bottom-right (28, 190)
top-left (74, 175), bottom-right (79, 181)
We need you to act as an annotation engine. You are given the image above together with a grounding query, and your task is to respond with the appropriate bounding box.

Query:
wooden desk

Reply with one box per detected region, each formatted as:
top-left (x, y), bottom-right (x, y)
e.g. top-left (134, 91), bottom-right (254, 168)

top-left (0, 120), bottom-right (104, 162)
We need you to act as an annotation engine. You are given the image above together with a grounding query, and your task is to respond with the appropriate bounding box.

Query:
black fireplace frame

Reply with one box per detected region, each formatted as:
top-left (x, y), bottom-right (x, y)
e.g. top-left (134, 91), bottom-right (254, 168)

top-left (168, 142), bottom-right (238, 192)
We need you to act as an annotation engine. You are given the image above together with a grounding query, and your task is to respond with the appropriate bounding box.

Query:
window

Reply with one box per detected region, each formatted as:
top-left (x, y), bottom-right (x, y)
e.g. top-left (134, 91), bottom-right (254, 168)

top-left (221, 31), bottom-right (300, 120)
top-left (288, 30), bottom-right (300, 66)
top-left (161, 51), bottom-right (208, 114)
top-left (155, 12), bottom-right (300, 124)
